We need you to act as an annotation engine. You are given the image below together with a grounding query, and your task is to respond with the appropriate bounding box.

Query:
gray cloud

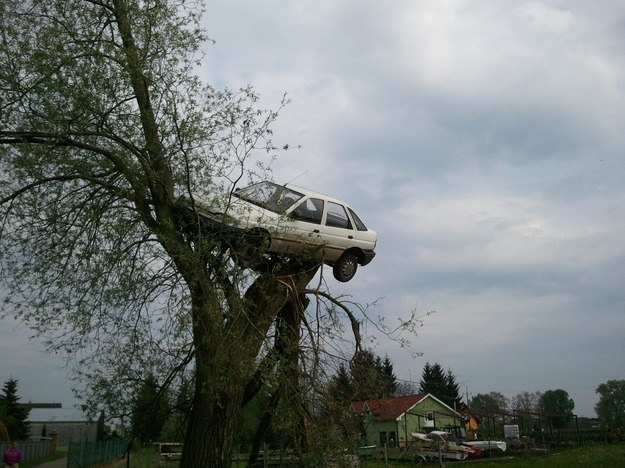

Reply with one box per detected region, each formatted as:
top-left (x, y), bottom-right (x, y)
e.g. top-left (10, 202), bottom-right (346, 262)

top-left (3, 0), bottom-right (625, 419)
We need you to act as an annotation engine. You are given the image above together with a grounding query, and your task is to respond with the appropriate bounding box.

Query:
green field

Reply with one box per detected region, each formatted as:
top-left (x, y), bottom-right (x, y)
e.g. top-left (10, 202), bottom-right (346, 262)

top-left (130, 443), bottom-right (625, 467)
top-left (46, 443), bottom-right (622, 467)
top-left (361, 443), bottom-right (625, 467)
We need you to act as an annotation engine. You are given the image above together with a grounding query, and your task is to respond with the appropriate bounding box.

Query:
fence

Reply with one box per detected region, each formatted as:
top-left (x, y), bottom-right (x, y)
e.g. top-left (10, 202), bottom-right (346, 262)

top-left (67, 440), bottom-right (129, 468)
top-left (0, 439), bottom-right (54, 463)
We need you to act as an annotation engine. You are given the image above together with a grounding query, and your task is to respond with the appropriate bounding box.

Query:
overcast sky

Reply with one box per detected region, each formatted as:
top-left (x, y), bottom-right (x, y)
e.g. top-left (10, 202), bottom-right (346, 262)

top-left (2, 0), bottom-right (625, 420)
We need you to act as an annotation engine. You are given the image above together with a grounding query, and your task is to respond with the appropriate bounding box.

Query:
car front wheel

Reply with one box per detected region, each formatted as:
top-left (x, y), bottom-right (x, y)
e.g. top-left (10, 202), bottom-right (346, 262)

top-left (333, 252), bottom-right (359, 282)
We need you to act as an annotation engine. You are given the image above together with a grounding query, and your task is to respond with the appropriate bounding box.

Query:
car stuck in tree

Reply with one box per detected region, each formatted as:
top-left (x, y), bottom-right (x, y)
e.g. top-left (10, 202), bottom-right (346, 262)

top-left (183, 181), bottom-right (377, 282)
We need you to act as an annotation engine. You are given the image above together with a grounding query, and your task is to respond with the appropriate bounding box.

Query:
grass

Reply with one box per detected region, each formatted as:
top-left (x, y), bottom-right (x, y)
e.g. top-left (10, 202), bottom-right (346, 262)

top-left (361, 443), bottom-right (625, 467)
top-left (126, 447), bottom-right (181, 468)
top-left (478, 443), bottom-right (625, 467)
top-left (25, 443), bottom-right (624, 467)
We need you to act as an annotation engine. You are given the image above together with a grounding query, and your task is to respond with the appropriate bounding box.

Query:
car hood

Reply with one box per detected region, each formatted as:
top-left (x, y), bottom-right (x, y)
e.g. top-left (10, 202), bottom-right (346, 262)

top-left (184, 192), bottom-right (287, 231)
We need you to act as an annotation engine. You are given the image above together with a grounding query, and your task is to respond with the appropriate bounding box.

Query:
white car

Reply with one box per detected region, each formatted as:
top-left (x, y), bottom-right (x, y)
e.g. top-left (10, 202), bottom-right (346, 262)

top-left (184, 181), bottom-right (377, 282)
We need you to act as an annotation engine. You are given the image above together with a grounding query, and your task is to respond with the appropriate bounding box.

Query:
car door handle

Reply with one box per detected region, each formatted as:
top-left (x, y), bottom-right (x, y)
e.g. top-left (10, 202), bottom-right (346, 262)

top-left (313, 229), bottom-right (320, 233)
top-left (348, 235), bottom-right (353, 239)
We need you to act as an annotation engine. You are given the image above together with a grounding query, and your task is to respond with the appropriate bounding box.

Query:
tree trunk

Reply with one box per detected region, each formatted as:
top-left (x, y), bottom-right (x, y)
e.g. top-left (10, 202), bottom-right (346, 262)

top-left (180, 263), bottom-right (318, 467)
top-left (181, 374), bottom-right (244, 467)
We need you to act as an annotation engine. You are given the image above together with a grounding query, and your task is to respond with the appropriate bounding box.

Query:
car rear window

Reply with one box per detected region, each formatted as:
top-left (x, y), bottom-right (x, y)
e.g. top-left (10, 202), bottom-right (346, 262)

top-left (348, 208), bottom-right (368, 231)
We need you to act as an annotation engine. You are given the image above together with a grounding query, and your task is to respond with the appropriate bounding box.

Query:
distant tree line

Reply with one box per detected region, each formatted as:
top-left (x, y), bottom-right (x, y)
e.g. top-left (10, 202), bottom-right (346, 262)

top-left (468, 389), bottom-right (575, 429)
top-left (125, 357), bottom-right (625, 449)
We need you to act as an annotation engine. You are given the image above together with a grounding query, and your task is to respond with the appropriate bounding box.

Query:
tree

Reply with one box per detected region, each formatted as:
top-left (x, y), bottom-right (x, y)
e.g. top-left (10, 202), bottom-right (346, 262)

top-left (469, 392), bottom-right (508, 413)
top-left (538, 389), bottom-right (574, 429)
top-left (325, 364), bottom-right (353, 410)
top-left (418, 362), bottom-right (460, 408)
top-left (595, 380), bottom-right (625, 430)
top-left (324, 351), bottom-right (398, 414)
top-left (419, 363), bottom-right (446, 396)
top-left (444, 369), bottom-right (461, 409)
top-left (511, 390), bottom-right (543, 432)
top-left (0, 1), bottom-right (374, 465)
top-left (349, 350), bottom-right (398, 402)
top-left (0, 379), bottom-right (30, 440)
top-left (380, 356), bottom-right (398, 398)
top-left (130, 375), bottom-right (171, 443)
top-left (511, 391), bottom-right (542, 413)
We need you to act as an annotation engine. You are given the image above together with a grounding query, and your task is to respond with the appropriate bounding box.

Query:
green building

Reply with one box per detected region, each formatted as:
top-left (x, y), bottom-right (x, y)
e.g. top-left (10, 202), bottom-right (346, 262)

top-left (351, 393), bottom-right (461, 447)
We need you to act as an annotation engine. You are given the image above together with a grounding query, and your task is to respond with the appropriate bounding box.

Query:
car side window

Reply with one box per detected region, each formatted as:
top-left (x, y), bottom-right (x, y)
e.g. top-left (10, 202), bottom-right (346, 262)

top-left (325, 202), bottom-right (352, 229)
top-left (290, 198), bottom-right (324, 224)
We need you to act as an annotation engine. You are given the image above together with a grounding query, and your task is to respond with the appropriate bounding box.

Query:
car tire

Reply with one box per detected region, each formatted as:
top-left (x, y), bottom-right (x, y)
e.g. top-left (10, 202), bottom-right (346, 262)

top-left (333, 252), bottom-right (359, 282)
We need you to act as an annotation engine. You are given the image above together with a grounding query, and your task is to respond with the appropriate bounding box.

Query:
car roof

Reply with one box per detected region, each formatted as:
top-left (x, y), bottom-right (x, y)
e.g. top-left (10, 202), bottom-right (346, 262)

top-left (284, 182), bottom-right (352, 208)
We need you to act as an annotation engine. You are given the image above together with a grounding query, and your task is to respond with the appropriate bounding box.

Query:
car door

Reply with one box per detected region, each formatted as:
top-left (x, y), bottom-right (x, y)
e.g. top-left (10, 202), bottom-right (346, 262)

top-left (317, 201), bottom-right (359, 262)
top-left (276, 197), bottom-right (325, 254)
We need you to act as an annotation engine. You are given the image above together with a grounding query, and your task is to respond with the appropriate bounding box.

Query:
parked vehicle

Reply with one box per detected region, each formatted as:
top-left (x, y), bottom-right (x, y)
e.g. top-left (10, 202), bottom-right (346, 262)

top-left (464, 438), bottom-right (507, 453)
top-left (411, 432), bottom-right (469, 461)
top-left (411, 431), bottom-right (485, 461)
top-left (182, 181), bottom-right (377, 282)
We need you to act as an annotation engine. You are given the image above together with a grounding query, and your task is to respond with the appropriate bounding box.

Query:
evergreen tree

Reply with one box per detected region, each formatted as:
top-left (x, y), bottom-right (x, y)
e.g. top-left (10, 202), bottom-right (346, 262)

top-left (350, 350), bottom-right (383, 402)
top-left (326, 364), bottom-right (353, 408)
top-left (327, 350), bottom-right (399, 408)
top-left (0, 379), bottom-right (30, 440)
top-left (418, 363), bottom-right (461, 408)
top-left (418, 362), bottom-right (447, 398)
top-left (130, 375), bottom-right (171, 443)
top-left (380, 356), bottom-right (398, 398)
top-left (444, 369), bottom-right (461, 409)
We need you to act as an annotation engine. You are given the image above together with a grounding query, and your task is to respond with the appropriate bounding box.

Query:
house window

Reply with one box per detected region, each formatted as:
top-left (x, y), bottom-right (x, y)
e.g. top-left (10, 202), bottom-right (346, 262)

top-left (379, 431), bottom-right (397, 448)
top-left (425, 412), bottom-right (435, 427)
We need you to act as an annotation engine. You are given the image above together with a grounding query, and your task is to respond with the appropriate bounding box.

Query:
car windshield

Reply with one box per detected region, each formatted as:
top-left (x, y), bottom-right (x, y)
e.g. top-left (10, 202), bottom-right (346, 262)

top-left (234, 181), bottom-right (304, 214)
top-left (429, 433), bottom-right (453, 443)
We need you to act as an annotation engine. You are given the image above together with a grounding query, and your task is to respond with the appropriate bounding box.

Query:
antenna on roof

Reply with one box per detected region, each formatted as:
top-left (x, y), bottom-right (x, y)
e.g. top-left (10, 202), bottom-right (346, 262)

top-left (284, 171), bottom-right (308, 186)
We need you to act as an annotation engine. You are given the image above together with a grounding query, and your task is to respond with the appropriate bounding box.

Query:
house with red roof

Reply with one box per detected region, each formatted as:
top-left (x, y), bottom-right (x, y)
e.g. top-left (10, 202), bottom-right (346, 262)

top-left (350, 393), bottom-right (461, 447)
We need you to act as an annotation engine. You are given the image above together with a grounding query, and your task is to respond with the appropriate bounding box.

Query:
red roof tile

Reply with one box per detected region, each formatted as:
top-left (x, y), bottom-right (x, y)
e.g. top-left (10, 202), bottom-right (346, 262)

top-left (351, 394), bottom-right (428, 421)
